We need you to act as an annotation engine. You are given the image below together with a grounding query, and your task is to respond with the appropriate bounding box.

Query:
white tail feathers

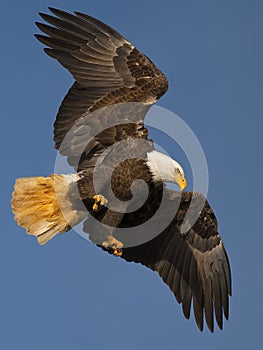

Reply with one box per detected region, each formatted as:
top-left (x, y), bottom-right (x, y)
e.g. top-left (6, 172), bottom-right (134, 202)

top-left (12, 174), bottom-right (83, 245)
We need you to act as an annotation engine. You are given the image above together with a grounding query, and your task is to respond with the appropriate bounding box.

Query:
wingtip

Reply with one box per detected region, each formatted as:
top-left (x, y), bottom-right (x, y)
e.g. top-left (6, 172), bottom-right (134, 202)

top-left (207, 322), bottom-right (214, 333)
top-left (34, 33), bottom-right (41, 41)
top-left (43, 47), bottom-right (54, 57)
top-left (34, 34), bottom-right (51, 48)
top-left (48, 7), bottom-right (73, 18)
top-left (48, 6), bottom-right (59, 14)
top-left (38, 12), bottom-right (48, 21)
top-left (34, 32), bottom-right (48, 47)
top-left (197, 321), bottom-right (204, 332)
top-left (35, 21), bottom-right (43, 30)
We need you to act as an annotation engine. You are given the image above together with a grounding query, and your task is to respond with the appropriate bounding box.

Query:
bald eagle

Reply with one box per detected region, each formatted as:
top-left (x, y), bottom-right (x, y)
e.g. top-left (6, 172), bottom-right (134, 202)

top-left (12, 8), bottom-right (231, 332)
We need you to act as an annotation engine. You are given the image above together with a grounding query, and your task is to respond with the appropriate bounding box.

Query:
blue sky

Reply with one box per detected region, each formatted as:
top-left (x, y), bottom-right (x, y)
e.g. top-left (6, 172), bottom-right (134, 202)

top-left (1, 0), bottom-right (263, 349)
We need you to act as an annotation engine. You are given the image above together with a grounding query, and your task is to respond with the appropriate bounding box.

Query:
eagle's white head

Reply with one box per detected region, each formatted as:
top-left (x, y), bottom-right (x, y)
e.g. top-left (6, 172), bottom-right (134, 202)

top-left (146, 150), bottom-right (187, 190)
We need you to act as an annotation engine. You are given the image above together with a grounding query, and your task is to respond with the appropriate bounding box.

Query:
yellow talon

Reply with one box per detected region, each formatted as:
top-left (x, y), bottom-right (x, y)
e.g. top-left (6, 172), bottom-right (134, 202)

top-left (112, 248), bottom-right (123, 257)
top-left (92, 194), bottom-right (108, 212)
top-left (102, 235), bottom-right (123, 257)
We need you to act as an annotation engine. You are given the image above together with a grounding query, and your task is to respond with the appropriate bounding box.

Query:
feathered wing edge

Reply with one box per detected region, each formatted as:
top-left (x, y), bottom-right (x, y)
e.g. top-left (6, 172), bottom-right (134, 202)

top-left (113, 191), bottom-right (231, 332)
top-left (34, 8), bottom-right (168, 153)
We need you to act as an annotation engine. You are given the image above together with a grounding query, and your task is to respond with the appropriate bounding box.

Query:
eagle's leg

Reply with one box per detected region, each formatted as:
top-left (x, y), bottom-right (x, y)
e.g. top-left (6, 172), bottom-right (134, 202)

top-left (92, 194), bottom-right (108, 212)
top-left (102, 235), bottom-right (123, 257)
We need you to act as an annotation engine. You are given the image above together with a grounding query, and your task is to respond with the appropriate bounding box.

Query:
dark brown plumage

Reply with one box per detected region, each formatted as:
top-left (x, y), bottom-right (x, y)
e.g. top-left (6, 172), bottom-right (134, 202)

top-left (35, 7), bottom-right (167, 154)
top-left (12, 8), bottom-right (231, 333)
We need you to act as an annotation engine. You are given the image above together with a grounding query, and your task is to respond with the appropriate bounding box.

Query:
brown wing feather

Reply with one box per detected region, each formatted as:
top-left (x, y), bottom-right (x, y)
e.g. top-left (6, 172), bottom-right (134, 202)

top-left (35, 8), bottom-right (168, 154)
top-left (117, 190), bottom-right (231, 332)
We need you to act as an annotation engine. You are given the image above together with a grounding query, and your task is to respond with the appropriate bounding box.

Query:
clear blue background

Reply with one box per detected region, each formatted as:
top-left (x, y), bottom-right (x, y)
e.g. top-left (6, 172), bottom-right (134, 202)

top-left (1, 0), bottom-right (262, 349)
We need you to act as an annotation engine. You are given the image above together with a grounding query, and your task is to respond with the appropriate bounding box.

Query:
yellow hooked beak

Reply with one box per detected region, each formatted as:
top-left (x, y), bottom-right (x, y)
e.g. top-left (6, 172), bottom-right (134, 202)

top-left (178, 177), bottom-right (187, 190)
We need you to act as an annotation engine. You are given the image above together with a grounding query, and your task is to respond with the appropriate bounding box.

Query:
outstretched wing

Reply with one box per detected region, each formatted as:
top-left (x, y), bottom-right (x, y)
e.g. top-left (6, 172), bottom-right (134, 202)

top-left (111, 190), bottom-right (231, 332)
top-left (35, 8), bottom-right (168, 163)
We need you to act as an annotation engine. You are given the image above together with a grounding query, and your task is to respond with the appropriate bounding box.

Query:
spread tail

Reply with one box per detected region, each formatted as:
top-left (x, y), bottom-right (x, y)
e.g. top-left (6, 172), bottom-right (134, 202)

top-left (12, 174), bottom-right (84, 245)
